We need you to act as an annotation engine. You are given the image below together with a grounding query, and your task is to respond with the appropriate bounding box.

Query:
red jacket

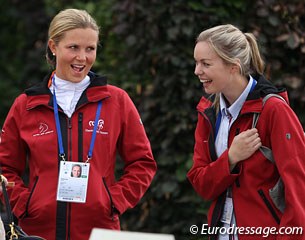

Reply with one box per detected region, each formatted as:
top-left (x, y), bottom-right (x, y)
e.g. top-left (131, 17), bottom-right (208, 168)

top-left (0, 72), bottom-right (157, 240)
top-left (187, 75), bottom-right (305, 240)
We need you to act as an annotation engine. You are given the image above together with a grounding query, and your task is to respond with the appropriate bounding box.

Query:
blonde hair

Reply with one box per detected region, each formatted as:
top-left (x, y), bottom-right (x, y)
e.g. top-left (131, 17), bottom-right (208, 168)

top-left (46, 9), bottom-right (99, 67)
top-left (196, 24), bottom-right (265, 109)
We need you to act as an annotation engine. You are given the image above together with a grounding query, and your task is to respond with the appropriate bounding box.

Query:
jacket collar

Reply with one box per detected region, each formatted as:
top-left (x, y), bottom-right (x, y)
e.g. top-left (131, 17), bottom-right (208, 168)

top-left (197, 74), bottom-right (288, 116)
top-left (240, 74), bottom-right (288, 114)
top-left (25, 71), bottom-right (110, 110)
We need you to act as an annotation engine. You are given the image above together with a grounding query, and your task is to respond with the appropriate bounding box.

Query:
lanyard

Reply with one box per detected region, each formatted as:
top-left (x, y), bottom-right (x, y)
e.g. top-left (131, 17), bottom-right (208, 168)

top-left (215, 79), bottom-right (257, 138)
top-left (52, 75), bottom-right (102, 162)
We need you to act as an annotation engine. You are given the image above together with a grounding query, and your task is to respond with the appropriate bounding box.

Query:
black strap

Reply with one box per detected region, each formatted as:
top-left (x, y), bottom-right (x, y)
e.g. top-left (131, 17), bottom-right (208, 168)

top-left (0, 175), bottom-right (46, 240)
top-left (1, 175), bottom-right (14, 225)
top-left (0, 174), bottom-right (21, 240)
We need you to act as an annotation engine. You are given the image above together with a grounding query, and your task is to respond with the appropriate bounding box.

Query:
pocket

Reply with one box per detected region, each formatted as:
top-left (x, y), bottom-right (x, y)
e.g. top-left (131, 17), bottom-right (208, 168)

top-left (258, 189), bottom-right (280, 224)
top-left (102, 177), bottom-right (118, 221)
top-left (23, 176), bottom-right (39, 218)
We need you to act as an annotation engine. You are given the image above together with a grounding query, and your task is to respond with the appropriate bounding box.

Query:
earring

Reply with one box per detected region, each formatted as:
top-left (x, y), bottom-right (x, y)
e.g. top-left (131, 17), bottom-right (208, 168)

top-left (52, 52), bottom-right (56, 56)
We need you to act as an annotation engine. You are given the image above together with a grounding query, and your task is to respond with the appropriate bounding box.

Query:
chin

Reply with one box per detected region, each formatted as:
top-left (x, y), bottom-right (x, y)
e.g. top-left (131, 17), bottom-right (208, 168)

top-left (203, 88), bottom-right (214, 95)
top-left (70, 75), bottom-right (86, 83)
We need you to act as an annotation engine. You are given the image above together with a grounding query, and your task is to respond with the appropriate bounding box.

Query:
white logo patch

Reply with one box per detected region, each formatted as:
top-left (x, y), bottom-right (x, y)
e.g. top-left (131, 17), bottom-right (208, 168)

top-left (33, 123), bottom-right (54, 137)
top-left (85, 119), bottom-right (108, 135)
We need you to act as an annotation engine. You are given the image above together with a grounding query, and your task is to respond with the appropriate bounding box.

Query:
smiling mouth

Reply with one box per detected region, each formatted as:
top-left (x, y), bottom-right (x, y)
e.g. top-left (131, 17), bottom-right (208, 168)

top-left (200, 79), bottom-right (212, 83)
top-left (71, 64), bottom-right (85, 72)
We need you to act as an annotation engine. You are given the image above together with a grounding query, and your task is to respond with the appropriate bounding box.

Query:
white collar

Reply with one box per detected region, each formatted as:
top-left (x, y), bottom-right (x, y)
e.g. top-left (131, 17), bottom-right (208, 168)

top-left (219, 75), bottom-right (256, 121)
top-left (51, 74), bottom-right (90, 91)
top-left (49, 74), bottom-right (91, 117)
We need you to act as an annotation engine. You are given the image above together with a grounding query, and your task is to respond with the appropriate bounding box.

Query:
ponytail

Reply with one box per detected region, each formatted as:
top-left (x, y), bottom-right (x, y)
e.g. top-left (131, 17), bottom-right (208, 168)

top-left (244, 33), bottom-right (265, 75)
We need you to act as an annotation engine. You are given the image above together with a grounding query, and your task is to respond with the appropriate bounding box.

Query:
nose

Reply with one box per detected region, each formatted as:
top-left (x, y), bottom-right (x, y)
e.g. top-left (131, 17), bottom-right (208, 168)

top-left (194, 65), bottom-right (202, 76)
top-left (76, 50), bottom-right (86, 61)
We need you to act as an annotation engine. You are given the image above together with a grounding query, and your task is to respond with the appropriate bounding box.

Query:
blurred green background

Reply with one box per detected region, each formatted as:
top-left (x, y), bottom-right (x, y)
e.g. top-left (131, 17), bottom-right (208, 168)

top-left (0, 0), bottom-right (304, 239)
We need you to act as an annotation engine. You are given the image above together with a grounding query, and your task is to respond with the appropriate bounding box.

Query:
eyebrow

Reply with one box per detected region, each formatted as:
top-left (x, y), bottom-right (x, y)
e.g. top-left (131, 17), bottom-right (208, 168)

top-left (194, 57), bottom-right (213, 62)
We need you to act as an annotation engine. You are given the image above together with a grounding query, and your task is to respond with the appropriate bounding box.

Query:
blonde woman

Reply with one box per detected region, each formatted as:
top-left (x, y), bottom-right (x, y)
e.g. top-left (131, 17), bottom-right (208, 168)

top-left (0, 9), bottom-right (156, 239)
top-left (188, 24), bottom-right (305, 239)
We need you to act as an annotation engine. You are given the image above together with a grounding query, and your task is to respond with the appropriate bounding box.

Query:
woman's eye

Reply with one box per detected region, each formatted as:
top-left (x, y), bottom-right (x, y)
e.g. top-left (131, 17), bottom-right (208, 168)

top-left (87, 47), bottom-right (96, 51)
top-left (202, 61), bottom-right (211, 67)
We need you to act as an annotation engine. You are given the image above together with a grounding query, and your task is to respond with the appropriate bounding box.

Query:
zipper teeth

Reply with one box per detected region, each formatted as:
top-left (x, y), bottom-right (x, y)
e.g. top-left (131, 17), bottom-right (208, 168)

top-left (67, 203), bottom-right (71, 240)
top-left (102, 178), bottom-right (115, 220)
top-left (258, 189), bottom-right (280, 224)
top-left (78, 113), bottom-right (83, 162)
top-left (25, 176), bottom-right (39, 217)
top-left (200, 111), bottom-right (214, 140)
top-left (68, 118), bottom-right (72, 161)
top-left (200, 111), bottom-right (219, 162)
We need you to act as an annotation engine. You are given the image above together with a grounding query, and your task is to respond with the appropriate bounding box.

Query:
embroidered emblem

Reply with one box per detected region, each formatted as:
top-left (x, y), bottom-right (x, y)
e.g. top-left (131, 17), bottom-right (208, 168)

top-left (33, 123), bottom-right (54, 137)
top-left (89, 119), bottom-right (104, 131)
top-left (86, 119), bottom-right (108, 135)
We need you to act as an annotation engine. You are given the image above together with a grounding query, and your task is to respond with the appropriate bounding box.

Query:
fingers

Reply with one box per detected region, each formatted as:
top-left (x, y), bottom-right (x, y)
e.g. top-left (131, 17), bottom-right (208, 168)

top-left (241, 128), bottom-right (258, 138)
top-left (228, 128), bottom-right (262, 165)
top-left (251, 132), bottom-right (262, 150)
top-left (239, 128), bottom-right (261, 147)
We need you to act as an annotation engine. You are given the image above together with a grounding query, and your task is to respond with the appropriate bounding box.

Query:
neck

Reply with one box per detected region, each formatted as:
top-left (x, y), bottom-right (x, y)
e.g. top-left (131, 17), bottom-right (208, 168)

top-left (223, 75), bottom-right (248, 105)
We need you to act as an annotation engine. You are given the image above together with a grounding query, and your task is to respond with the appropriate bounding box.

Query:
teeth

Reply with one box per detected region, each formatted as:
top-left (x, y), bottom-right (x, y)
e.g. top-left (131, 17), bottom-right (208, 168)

top-left (200, 79), bottom-right (212, 83)
top-left (72, 65), bottom-right (85, 72)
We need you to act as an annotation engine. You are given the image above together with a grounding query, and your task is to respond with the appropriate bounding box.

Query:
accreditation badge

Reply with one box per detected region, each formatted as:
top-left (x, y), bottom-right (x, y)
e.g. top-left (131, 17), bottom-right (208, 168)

top-left (56, 161), bottom-right (90, 203)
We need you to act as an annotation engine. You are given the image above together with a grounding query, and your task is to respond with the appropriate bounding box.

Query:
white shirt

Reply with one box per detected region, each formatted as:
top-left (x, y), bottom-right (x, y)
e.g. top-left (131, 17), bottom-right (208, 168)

top-left (216, 76), bottom-right (256, 240)
top-left (49, 74), bottom-right (90, 118)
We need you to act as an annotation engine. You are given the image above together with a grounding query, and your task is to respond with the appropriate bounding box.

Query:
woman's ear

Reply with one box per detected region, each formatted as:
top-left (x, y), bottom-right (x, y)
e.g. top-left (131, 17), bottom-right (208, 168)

top-left (48, 39), bottom-right (56, 55)
top-left (230, 61), bottom-right (241, 74)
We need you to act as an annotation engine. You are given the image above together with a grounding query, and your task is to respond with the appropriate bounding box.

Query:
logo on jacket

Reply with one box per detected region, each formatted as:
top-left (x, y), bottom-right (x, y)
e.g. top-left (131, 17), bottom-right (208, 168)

top-left (33, 123), bottom-right (54, 137)
top-left (85, 119), bottom-right (108, 135)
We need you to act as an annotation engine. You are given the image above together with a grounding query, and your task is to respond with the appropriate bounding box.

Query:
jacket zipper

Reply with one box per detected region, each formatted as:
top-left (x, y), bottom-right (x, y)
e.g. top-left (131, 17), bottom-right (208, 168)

top-left (67, 203), bottom-right (71, 240)
top-left (200, 111), bottom-right (218, 162)
top-left (78, 113), bottom-right (83, 162)
top-left (258, 189), bottom-right (280, 224)
top-left (54, 111), bottom-right (69, 239)
top-left (68, 118), bottom-right (72, 161)
top-left (200, 110), bottom-right (225, 235)
top-left (24, 176), bottom-right (39, 218)
top-left (67, 117), bottom-right (72, 240)
top-left (102, 177), bottom-right (116, 221)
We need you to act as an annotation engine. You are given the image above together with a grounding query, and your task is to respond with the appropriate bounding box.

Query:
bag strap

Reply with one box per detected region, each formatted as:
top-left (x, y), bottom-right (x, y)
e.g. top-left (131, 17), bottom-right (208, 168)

top-left (0, 174), bottom-right (20, 240)
top-left (252, 94), bottom-right (286, 163)
top-left (0, 175), bottom-right (14, 224)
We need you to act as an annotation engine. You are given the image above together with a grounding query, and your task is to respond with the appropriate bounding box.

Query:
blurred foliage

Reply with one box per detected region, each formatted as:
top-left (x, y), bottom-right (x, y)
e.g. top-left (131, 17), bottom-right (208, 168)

top-left (0, 0), bottom-right (304, 240)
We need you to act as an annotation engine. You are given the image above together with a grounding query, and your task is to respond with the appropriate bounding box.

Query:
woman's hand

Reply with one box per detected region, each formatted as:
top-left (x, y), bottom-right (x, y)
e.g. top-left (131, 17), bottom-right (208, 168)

top-left (228, 128), bottom-right (262, 170)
